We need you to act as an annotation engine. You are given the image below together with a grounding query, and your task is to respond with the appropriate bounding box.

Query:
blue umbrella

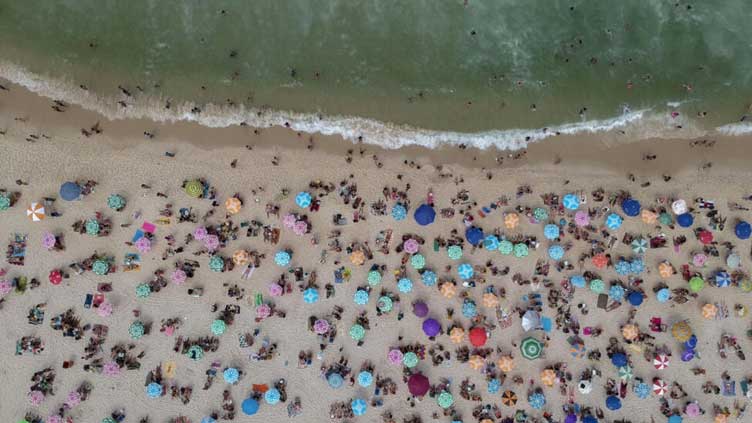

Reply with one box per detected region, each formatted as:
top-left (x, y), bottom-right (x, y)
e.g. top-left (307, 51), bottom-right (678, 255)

top-left (465, 226), bottom-right (484, 246)
top-left (668, 414), bottom-right (683, 423)
top-left (684, 335), bottom-right (698, 349)
top-left (351, 398), bottom-right (367, 416)
top-left (606, 395), bottom-right (621, 410)
top-left (606, 213), bottom-right (623, 230)
top-left (223, 367), bottom-right (239, 384)
top-left (357, 371), bottom-right (373, 387)
top-left (201, 417), bottom-right (217, 423)
top-left (528, 392), bottom-right (546, 409)
top-left (398, 278), bottom-right (413, 293)
top-left (462, 299), bottom-right (478, 318)
top-left (487, 378), bottom-right (501, 394)
top-left (421, 270), bottom-right (437, 286)
top-left (621, 198), bottom-right (641, 217)
top-left (628, 291), bottom-right (643, 306)
top-left (656, 288), bottom-right (670, 303)
top-left (582, 417), bottom-right (598, 423)
top-left (735, 221), bottom-right (751, 240)
top-left (59, 182), bottom-right (81, 201)
top-left (264, 388), bottom-right (280, 405)
top-left (274, 251), bottom-right (291, 266)
top-left (146, 382), bottom-right (163, 398)
top-left (241, 398), bottom-right (259, 415)
top-left (715, 271), bottom-right (731, 287)
top-left (353, 289), bottom-right (369, 305)
top-left (562, 194), bottom-right (580, 210)
top-left (634, 382), bottom-right (651, 399)
top-left (295, 191), bottom-right (312, 208)
top-left (543, 224), bottom-right (560, 240)
top-left (414, 204), bottom-right (436, 226)
top-left (630, 258), bottom-right (645, 274)
top-left (676, 213), bottom-right (693, 228)
top-left (391, 204), bottom-right (407, 221)
top-left (615, 260), bottom-right (631, 275)
top-left (303, 287), bottom-right (319, 304)
top-left (483, 235), bottom-right (500, 251)
top-left (570, 275), bottom-right (586, 288)
top-left (457, 263), bottom-right (474, 280)
top-left (548, 245), bottom-right (564, 260)
top-left (611, 352), bottom-right (627, 367)
top-left (328, 372), bottom-right (344, 389)
top-left (609, 285), bottom-right (625, 302)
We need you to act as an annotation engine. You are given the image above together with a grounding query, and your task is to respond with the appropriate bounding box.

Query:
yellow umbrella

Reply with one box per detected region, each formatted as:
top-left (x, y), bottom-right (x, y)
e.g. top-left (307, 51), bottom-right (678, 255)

top-left (449, 327), bottom-right (465, 344)
top-left (714, 414), bottom-right (728, 423)
top-left (232, 249), bottom-right (250, 266)
top-left (481, 419), bottom-right (494, 423)
top-left (504, 213), bottom-right (519, 229)
top-left (621, 324), bottom-right (639, 341)
top-left (658, 262), bottom-right (674, 278)
top-left (482, 292), bottom-right (500, 308)
top-left (540, 369), bottom-right (557, 387)
top-left (225, 197), bottom-right (242, 214)
top-left (497, 355), bottom-right (515, 372)
top-left (641, 209), bottom-right (657, 224)
top-left (702, 303), bottom-right (718, 319)
top-left (164, 361), bottom-right (177, 379)
top-left (440, 282), bottom-right (456, 299)
top-left (468, 355), bottom-right (485, 370)
top-left (671, 321), bottom-right (692, 342)
top-left (350, 250), bottom-right (366, 266)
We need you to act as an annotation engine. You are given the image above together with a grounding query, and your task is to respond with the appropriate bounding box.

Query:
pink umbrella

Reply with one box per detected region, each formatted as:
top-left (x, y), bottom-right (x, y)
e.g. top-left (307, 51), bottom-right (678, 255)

top-left (0, 280), bottom-right (11, 296)
top-left (193, 226), bottom-right (208, 240)
top-left (387, 349), bottom-right (404, 365)
top-left (314, 319), bottom-right (330, 334)
top-left (135, 236), bottom-right (151, 253)
top-left (204, 234), bottom-right (220, 251)
top-left (256, 304), bottom-right (271, 319)
top-left (47, 415), bottom-right (64, 423)
top-left (685, 402), bottom-right (701, 417)
top-left (574, 210), bottom-right (589, 227)
top-left (41, 232), bottom-right (57, 250)
top-left (404, 239), bottom-right (420, 254)
top-left (164, 325), bottom-right (175, 336)
top-left (102, 361), bottom-right (122, 377)
top-left (293, 220), bottom-right (308, 236)
top-left (171, 269), bottom-right (187, 285)
top-left (283, 214), bottom-right (297, 228)
top-left (692, 253), bottom-right (707, 267)
top-left (268, 283), bottom-right (283, 297)
top-left (97, 301), bottom-right (113, 317)
top-left (28, 390), bottom-right (44, 406)
top-left (65, 391), bottom-right (82, 408)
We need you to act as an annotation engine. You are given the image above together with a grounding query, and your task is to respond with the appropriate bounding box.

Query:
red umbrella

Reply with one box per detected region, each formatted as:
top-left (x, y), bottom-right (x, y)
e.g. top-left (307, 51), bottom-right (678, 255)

top-left (49, 269), bottom-right (63, 285)
top-left (408, 373), bottom-right (430, 396)
top-left (698, 230), bottom-right (713, 245)
top-left (591, 254), bottom-right (608, 269)
top-left (469, 327), bottom-right (487, 347)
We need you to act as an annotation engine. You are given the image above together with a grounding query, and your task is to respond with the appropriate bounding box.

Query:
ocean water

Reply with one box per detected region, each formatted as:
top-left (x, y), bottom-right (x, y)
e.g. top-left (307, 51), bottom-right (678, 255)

top-left (1, 0), bottom-right (751, 149)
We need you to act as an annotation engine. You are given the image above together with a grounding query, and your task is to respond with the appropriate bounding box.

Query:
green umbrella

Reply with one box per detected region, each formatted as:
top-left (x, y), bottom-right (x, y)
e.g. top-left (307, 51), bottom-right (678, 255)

top-left (92, 259), bottom-right (109, 275)
top-left (437, 391), bottom-right (454, 409)
top-left (447, 245), bottom-right (463, 260)
top-left (129, 321), bottom-right (145, 340)
top-left (689, 276), bottom-right (704, 293)
top-left (377, 296), bottom-right (393, 312)
top-left (533, 207), bottom-right (549, 222)
top-left (520, 336), bottom-right (543, 360)
top-left (658, 212), bottom-right (673, 225)
top-left (186, 345), bottom-right (204, 360)
top-left (618, 365), bottom-right (633, 381)
top-left (209, 255), bottom-right (225, 272)
top-left (589, 279), bottom-right (605, 293)
top-left (107, 194), bottom-right (126, 211)
top-left (85, 218), bottom-right (101, 236)
top-left (410, 254), bottom-right (425, 270)
top-left (135, 283), bottom-right (151, 298)
top-left (184, 180), bottom-right (203, 198)
top-left (0, 194), bottom-right (10, 211)
top-left (498, 240), bottom-right (514, 255)
top-left (403, 351), bottom-right (419, 368)
top-left (102, 418), bottom-right (116, 423)
top-left (350, 324), bottom-right (365, 341)
top-left (211, 319), bottom-right (227, 335)
top-left (513, 243), bottom-right (529, 258)
top-left (367, 270), bottom-right (382, 286)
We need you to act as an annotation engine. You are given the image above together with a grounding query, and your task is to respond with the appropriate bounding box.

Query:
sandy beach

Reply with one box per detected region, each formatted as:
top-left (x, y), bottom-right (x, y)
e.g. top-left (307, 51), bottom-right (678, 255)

top-left (2, 79), bottom-right (752, 423)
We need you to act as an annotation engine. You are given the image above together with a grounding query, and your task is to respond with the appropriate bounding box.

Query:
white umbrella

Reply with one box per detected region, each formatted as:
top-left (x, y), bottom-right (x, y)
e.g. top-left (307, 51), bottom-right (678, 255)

top-left (522, 310), bottom-right (540, 332)
top-left (578, 380), bottom-right (592, 394)
top-left (671, 199), bottom-right (687, 215)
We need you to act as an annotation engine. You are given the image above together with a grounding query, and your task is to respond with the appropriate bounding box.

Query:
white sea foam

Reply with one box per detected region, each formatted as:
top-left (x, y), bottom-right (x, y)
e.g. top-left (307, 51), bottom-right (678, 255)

top-left (715, 122), bottom-right (752, 135)
top-left (0, 61), bottom-right (718, 151)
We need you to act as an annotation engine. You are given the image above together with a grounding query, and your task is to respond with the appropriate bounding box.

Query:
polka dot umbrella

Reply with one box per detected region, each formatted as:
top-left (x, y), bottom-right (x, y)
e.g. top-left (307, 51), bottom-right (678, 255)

top-left (410, 254), bottom-right (425, 270)
top-left (274, 251), bottom-right (291, 266)
top-left (146, 382), bottom-right (163, 398)
top-left (349, 324), bottom-right (365, 341)
top-left (403, 351), bottom-right (419, 368)
top-left (533, 207), bottom-right (549, 222)
top-left (211, 319), bottom-right (227, 335)
top-left (548, 245), bottom-right (564, 260)
top-left (589, 279), bottom-right (605, 294)
top-left (377, 296), bottom-right (393, 312)
top-left (437, 391), bottom-right (454, 409)
top-left (513, 243), bottom-right (529, 258)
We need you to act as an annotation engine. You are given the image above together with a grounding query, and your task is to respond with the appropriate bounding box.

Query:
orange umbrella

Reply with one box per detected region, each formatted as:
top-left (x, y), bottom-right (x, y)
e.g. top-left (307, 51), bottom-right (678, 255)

top-left (440, 282), bottom-right (456, 299)
top-left (658, 262), bottom-right (674, 278)
top-left (482, 292), bottom-right (500, 308)
top-left (591, 254), bottom-right (608, 268)
top-left (540, 369), bottom-right (557, 387)
top-left (225, 197), bottom-right (242, 214)
top-left (702, 303), bottom-right (718, 319)
top-left (621, 324), bottom-right (639, 341)
top-left (350, 250), bottom-right (365, 265)
top-left (164, 361), bottom-right (177, 378)
top-left (641, 209), bottom-right (657, 224)
top-left (671, 321), bottom-right (692, 342)
top-left (468, 355), bottom-right (484, 370)
top-left (232, 249), bottom-right (250, 266)
top-left (449, 327), bottom-right (465, 344)
top-left (504, 213), bottom-right (519, 229)
top-left (497, 355), bottom-right (515, 372)
top-left (481, 419), bottom-right (494, 423)
top-left (26, 202), bottom-right (45, 222)
top-left (714, 414), bottom-right (729, 423)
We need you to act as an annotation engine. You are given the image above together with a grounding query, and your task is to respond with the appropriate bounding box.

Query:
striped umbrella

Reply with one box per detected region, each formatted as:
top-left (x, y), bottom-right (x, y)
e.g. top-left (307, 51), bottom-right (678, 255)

top-left (501, 390), bottom-right (517, 406)
top-left (26, 202), bottom-right (45, 221)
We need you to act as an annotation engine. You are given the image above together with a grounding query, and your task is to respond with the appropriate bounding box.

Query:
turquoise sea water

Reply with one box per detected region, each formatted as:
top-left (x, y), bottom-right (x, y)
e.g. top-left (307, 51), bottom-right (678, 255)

top-left (1, 0), bottom-right (751, 148)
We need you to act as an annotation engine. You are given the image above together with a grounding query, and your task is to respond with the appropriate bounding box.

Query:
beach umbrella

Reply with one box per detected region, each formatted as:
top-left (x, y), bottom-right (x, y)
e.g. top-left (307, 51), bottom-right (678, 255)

top-left (26, 202), bottom-right (45, 221)
top-left (513, 243), bottom-right (529, 258)
top-left (621, 198), bottom-right (641, 217)
top-left (578, 380), bottom-right (593, 394)
top-left (293, 220), bottom-right (308, 235)
top-left (736, 221), bottom-right (751, 239)
top-left (483, 235), bottom-right (500, 251)
top-left (351, 398), bottom-right (367, 416)
top-left (350, 250), bottom-right (365, 265)
top-left (224, 197), bottom-right (242, 215)
top-left (171, 269), bottom-right (187, 285)
top-left (48, 269), bottom-right (63, 285)
top-left (440, 282), bottom-right (456, 298)
top-left (468, 354), bottom-right (485, 370)
top-left (353, 289), bottom-right (369, 305)
top-left (659, 262), bottom-right (674, 278)
top-left (184, 180), bottom-right (203, 198)
top-left (403, 238), bottom-right (420, 254)
top-left (544, 224), bottom-right (560, 240)
top-left (653, 379), bottom-right (668, 395)
top-left (0, 194), bottom-right (9, 211)
top-left (437, 391), bottom-right (454, 409)
top-left (466, 226), bottom-right (484, 245)
top-left (570, 275), bottom-right (586, 288)
top-left (231, 250), bottom-right (250, 266)
top-left (209, 255), bottom-right (225, 272)
top-left (520, 337), bottom-right (543, 360)
top-left (504, 213), bottom-right (520, 229)
top-left (97, 301), bottom-right (113, 317)
top-left (313, 319), bottom-right (329, 335)
top-left (27, 390), bottom-right (44, 406)
top-left (671, 321), bottom-right (692, 342)
top-left (357, 371), bottom-right (373, 387)
top-left (609, 285), bottom-right (625, 301)
top-left (203, 233), bottom-right (220, 250)
top-left (574, 210), bottom-right (590, 227)
top-left (605, 213), bottom-right (623, 230)
top-left (135, 283), bottom-right (151, 298)
top-left (85, 218), bottom-right (100, 235)
top-left (223, 367), bottom-right (239, 384)
top-left (146, 382), bottom-right (163, 398)
top-left (692, 253), bottom-right (707, 267)
top-left (367, 270), bottom-right (382, 286)
top-left (303, 287), bottom-right (319, 304)
top-left (715, 271), bottom-right (731, 287)
top-left (201, 417), bottom-right (216, 423)
top-left (413, 301), bottom-right (429, 317)
top-left (105, 194), bottom-right (126, 211)
top-left (676, 213), bottom-right (694, 228)
top-left (522, 310), bottom-right (540, 331)
top-left (589, 279), bottom-right (605, 294)
top-left (129, 321), bottom-right (145, 340)
top-left (502, 390), bottom-right (518, 406)
top-left (628, 291), bottom-right (643, 306)
top-left (295, 191), bottom-right (312, 208)
top-left (548, 245), bottom-right (564, 260)
top-left (387, 349), bottom-right (403, 365)
top-left (689, 276), bottom-right (704, 292)
top-left (457, 263), bottom-right (474, 280)
top-left (242, 398), bottom-right (259, 415)
top-left (408, 373), bottom-right (430, 396)
top-left (562, 193), bottom-right (580, 210)
top-left (534, 207), bottom-right (549, 221)
top-left (133, 236), bottom-right (151, 253)
top-left (398, 277), bottom-right (413, 293)
top-left (528, 392), bottom-right (546, 409)
top-left (653, 353), bottom-right (670, 370)
top-left (410, 253), bottom-right (425, 270)
top-left (447, 245), bottom-right (463, 260)
top-left (264, 388), bottom-right (280, 405)
top-left (569, 341), bottom-right (586, 358)
top-left (41, 232), bottom-right (56, 250)
top-left (742, 280), bottom-right (752, 292)
top-left (449, 327), bottom-right (465, 344)
top-left (327, 372), bottom-right (344, 389)
top-left (606, 395), bottom-right (621, 411)
top-left (211, 319), bottom-right (227, 336)
top-left (422, 318), bottom-right (441, 337)
top-left (497, 355), bottom-right (515, 372)
top-left (615, 260), bottom-right (631, 275)
top-left (377, 296), bottom-right (393, 312)
top-left (591, 254), bottom-right (608, 268)
top-left (672, 199), bottom-right (687, 215)
top-left (641, 209), bottom-right (657, 224)
top-left (349, 324), bottom-right (365, 341)
top-left (498, 240), bottom-right (514, 255)
top-left (713, 414), bottom-right (728, 423)
top-left (274, 251), bottom-right (291, 266)
top-left (726, 253), bottom-right (741, 269)
top-left (255, 304), bottom-right (271, 320)
top-left (59, 182), bottom-right (81, 201)
top-left (488, 378), bottom-right (502, 393)
top-left (92, 259), bottom-right (110, 275)
top-left (659, 212), bottom-right (673, 226)
top-left (702, 303), bottom-right (718, 319)
top-left (414, 204), bottom-right (436, 226)
top-left (540, 369), bottom-right (557, 387)
top-left (631, 238), bottom-right (648, 254)
top-left (634, 382), bottom-right (651, 399)
top-left (103, 361), bottom-right (122, 378)
top-left (667, 416), bottom-right (683, 423)
top-left (698, 230), bottom-right (713, 244)
top-left (482, 292), bottom-right (500, 308)
top-left (463, 300), bottom-right (477, 319)
top-left (391, 204), bottom-right (407, 221)
top-left (403, 351), bottom-right (419, 368)
top-left (685, 403), bottom-right (701, 417)
top-left (469, 327), bottom-right (487, 347)
top-left (621, 324), bottom-right (639, 341)
top-left (618, 365), bottom-right (633, 381)
top-left (193, 226), bottom-right (208, 240)
top-left (611, 353), bottom-right (627, 367)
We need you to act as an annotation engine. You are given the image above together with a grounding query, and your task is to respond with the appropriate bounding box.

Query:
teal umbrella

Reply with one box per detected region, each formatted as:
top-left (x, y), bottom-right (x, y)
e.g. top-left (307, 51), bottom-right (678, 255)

top-left (498, 240), bottom-right (514, 255)
top-left (403, 351), bottom-right (419, 368)
top-left (410, 254), bottom-right (425, 270)
top-left (129, 321), bottom-right (145, 340)
top-left (377, 296), bottom-right (393, 312)
top-left (107, 194), bottom-right (126, 211)
top-left (0, 194), bottom-right (10, 210)
top-left (211, 319), bottom-right (227, 335)
top-left (350, 324), bottom-right (365, 341)
top-left (85, 218), bottom-right (100, 236)
top-left (590, 279), bottom-right (605, 293)
top-left (533, 207), bottom-right (548, 222)
top-left (447, 245), bottom-right (463, 260)
top-left (631, 238), bottom-right (648, 254)
top-left (186, 345), bottom-right (204, 360)
top-left (209, 255), bottom-right (225, 272)
top-left (135, 283), bottom-right (151, 298)
top-left (513, 243), bottom-right (529, 258)
top-left (437, 391), bottom-right (454, 409)
top-left (618, 365), bottom-right (633, 381)
top-left (92, 259), bottom-right (109, 275)
top-left (367, 270), bottom-right (382, 286)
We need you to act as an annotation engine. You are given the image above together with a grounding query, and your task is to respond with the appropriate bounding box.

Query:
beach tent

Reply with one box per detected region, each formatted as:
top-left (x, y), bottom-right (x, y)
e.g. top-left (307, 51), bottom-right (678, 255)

top-left (465, 226), bottom-right (484, 246)
top-left (59, 182), bottom-right (81, 201)
top-left (241, 398), bottom-right (259, 415)
top-left (413, 204), bottom-right (436, 226)
top-left (621, 198), bottom-right (641, 217)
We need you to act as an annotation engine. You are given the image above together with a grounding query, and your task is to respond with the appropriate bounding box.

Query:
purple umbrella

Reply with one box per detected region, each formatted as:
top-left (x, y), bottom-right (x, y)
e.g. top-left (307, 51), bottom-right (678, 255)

top-left (171, 269), bottom-right (187, 285)
top-left (565, 414), bottom-right (577, 423)
top-left (41, 232), bottom-right (57, 250)
top-left (413, 301), bottom-right (429, 317)
top-left (314, 319), bottom-right (330, 334)
top-left (135, 236), bottom-right (152, 253)
top-left (422, 318), bottom-right (441, 337)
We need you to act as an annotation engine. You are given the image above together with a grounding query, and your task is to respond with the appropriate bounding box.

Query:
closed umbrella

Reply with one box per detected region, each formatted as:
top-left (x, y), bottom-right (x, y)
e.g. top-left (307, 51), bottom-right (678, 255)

top-left (413, 204), bottom-right (435, 226)
top-left (520, 337), bottom-right (543, 360)
top-left (575, 210), bottom-right (590, 226)
top-left (469, 327), bottom-right (487, 347)
top-left (465, 226), bottom-right (484, 245)
top-left (677, 213), bottom-right (694, 228)
top-left (606, 395), bottom-right (621, 410)
top-left (408, 373), bottom-right (430, 396)
top-left (422, 318), bottom-right (441, 337)
top-left (562, 193), bottom-right (580, 210)
top-left (241, 398), bottom-right (259, 415)
top-left (59, 182), bottom-right (81, 201)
